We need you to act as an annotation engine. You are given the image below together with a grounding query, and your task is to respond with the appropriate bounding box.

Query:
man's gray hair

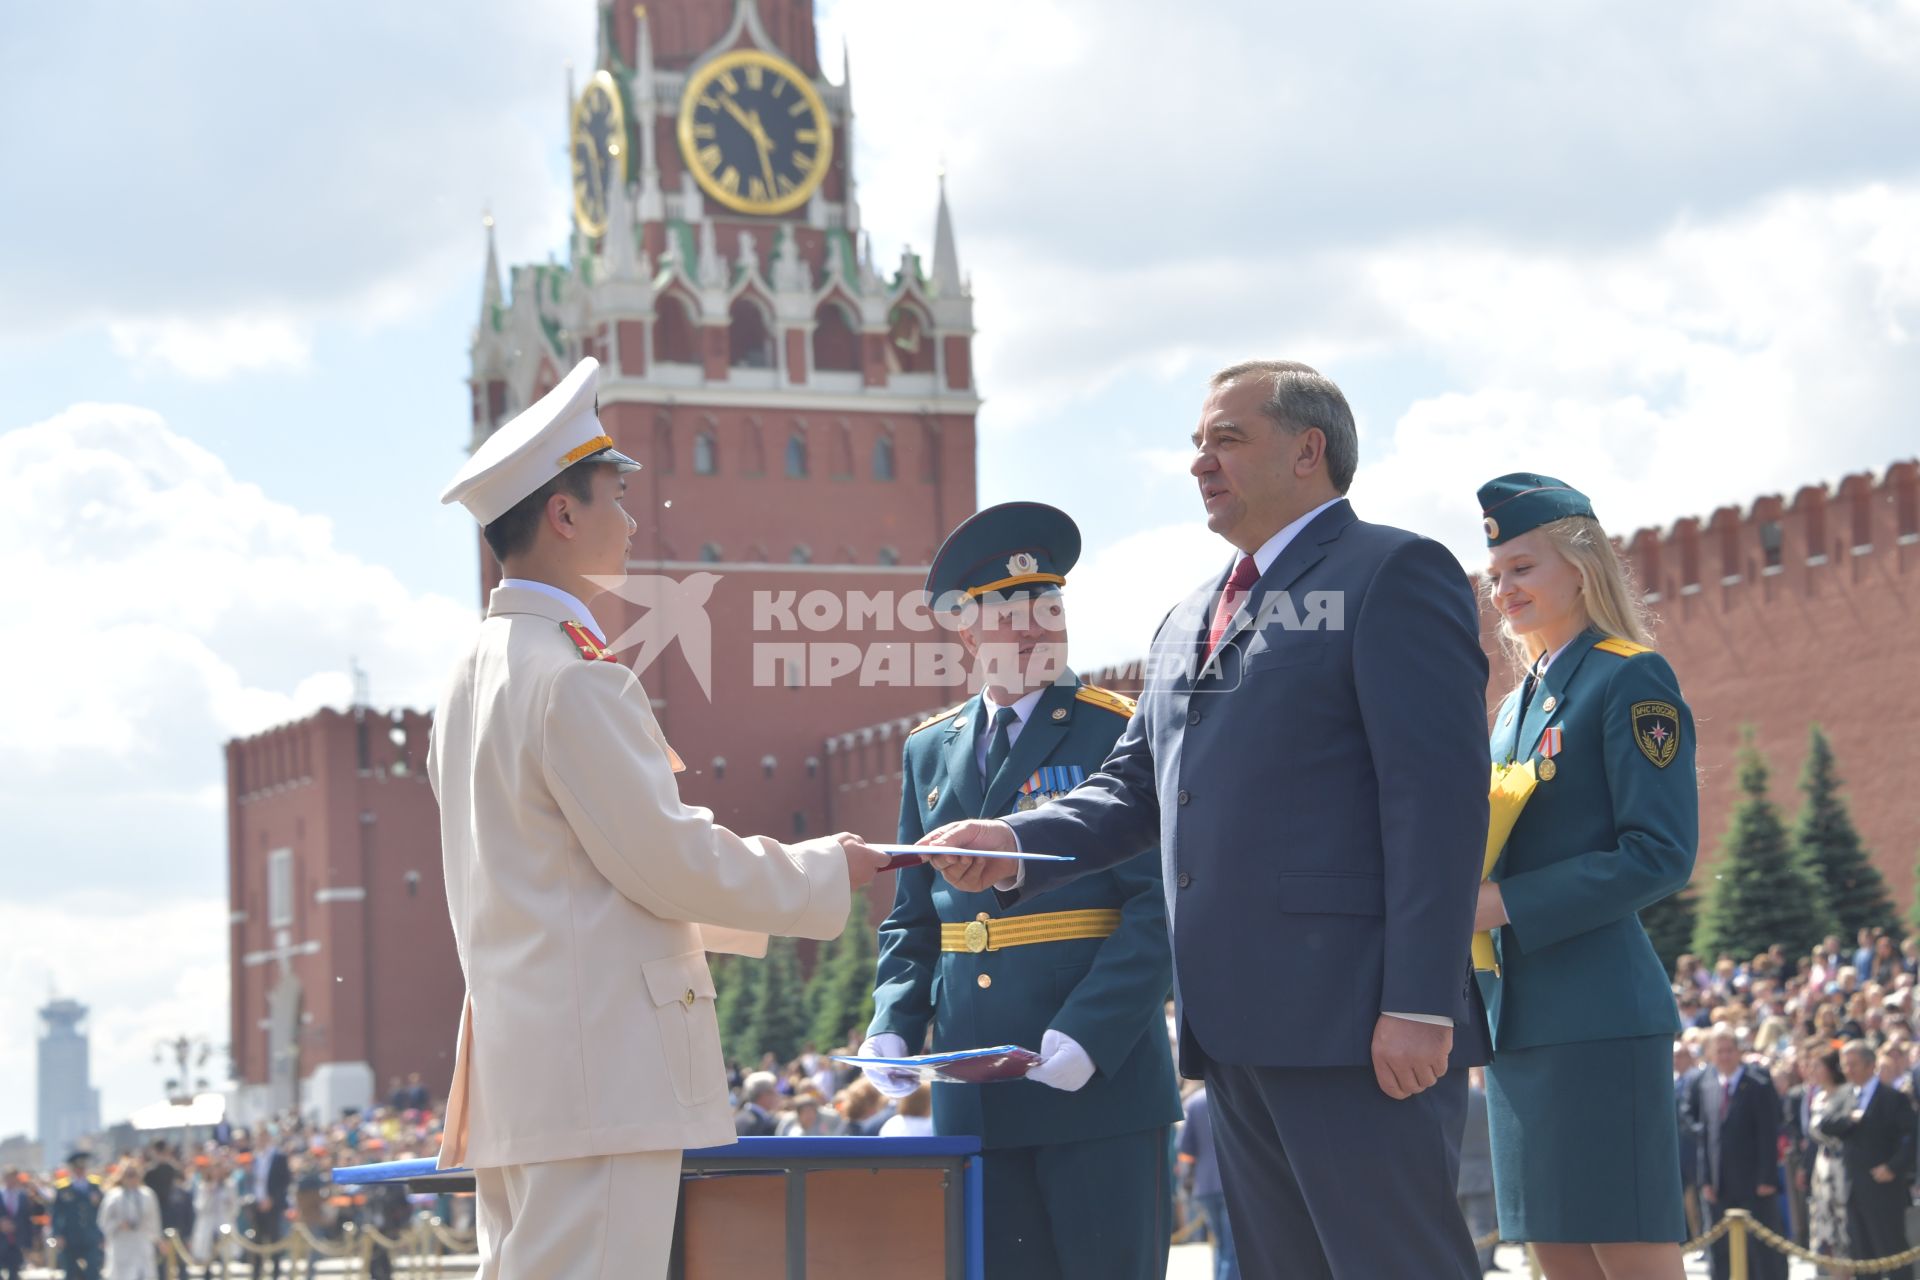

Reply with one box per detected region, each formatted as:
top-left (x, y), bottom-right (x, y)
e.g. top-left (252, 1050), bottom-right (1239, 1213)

top-left (1210, 360), bottom-right (1359, 493)
top-left (1842, 1038), bottom-right (1875, 1062)
top-left (745, 1071), bottom-right (779, 1098)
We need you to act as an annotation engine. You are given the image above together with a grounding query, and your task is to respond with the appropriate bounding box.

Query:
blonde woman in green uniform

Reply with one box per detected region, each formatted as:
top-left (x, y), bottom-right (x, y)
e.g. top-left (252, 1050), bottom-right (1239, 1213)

top-left (1474, 474), bottom-right (1697, 1280)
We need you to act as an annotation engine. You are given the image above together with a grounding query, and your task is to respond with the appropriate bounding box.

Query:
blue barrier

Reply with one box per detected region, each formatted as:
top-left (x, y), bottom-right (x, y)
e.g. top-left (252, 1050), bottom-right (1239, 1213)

top-left (333, 1135), bottom-right (986, 1280)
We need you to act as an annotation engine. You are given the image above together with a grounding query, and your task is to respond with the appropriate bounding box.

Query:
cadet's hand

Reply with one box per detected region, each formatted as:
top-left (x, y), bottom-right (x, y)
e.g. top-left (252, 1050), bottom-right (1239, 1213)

top-left (920, 819), bottom-right (1020, 893)
top-left (857, 1034), bottom-right (920, 1099)
top-left (833, 833), bottom-right (891, 890)
top-left (1370, 1014), bottom-right (1452, 1100)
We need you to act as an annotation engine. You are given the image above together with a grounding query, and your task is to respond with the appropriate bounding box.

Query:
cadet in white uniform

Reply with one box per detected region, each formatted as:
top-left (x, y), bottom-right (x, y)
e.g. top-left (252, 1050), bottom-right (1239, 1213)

top-left (431, 357), bottom-right (889, 1279)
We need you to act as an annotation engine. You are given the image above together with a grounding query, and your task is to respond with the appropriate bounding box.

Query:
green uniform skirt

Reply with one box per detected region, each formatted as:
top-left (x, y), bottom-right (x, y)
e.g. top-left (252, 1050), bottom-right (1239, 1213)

top-left (1487, 1033), bottom-right (1686, 1243)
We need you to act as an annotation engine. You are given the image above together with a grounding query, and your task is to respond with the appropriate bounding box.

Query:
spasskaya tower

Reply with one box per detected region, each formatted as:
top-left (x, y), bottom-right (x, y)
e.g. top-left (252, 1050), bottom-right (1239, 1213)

top-left (464, 0), bottom-right (979, 837)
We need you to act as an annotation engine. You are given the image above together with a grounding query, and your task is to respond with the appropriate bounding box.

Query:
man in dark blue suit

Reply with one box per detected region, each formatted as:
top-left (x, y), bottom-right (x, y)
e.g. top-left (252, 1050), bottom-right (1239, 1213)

top-left (1690, 1027), bottom-right (1786, 1280)
top-left (930, 361), bottom-right (1491, 1278)
top-left (1819, 1041), bottom-right (1917, 1280)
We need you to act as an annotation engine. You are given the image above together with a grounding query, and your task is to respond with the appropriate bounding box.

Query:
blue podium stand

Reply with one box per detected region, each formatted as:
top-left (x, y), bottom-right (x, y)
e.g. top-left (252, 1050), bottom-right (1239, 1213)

top-left (334, 1135), bottom-right (985, 1280)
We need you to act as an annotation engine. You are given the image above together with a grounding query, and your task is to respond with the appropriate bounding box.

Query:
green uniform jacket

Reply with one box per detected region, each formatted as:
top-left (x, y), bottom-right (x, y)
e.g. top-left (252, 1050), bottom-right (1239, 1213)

top-left (871, 675), bottom-right (1182, 1151)
top-left (1479, 629), bottom-right (1698, 1051)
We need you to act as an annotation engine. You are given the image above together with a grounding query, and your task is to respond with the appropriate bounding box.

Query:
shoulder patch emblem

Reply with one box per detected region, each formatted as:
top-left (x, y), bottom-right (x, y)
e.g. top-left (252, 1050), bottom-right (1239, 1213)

top-left (1631, 700), bottom-right (1681, 768)
top-left (909, 703), bottom-right (968, 736)
top-left (560, 620), bottom-right (619, 663)
top-left (1074, 684), bottom-right (1137, 718)
top-left (1595, 636), bottom-right (1652, 658)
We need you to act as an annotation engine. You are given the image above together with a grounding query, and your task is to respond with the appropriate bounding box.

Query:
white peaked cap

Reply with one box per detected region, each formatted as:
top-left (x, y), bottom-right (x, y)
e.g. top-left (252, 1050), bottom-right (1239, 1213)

top-left (440, 357), bottom-right (640, 525)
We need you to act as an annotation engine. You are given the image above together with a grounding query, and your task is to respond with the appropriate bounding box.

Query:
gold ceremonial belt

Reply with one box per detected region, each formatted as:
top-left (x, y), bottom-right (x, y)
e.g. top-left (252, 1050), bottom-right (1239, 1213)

top-left (940, 909), bottom-right (1122, 954)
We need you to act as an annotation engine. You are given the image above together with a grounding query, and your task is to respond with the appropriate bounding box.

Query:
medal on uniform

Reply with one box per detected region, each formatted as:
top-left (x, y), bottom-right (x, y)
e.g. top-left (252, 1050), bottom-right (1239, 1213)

top-left (927, 786), bottom-right (940, 810)
top-left (1016, 772), bottom-right (1041, 811)
top-left (1537, 726), bottom-right (1562, 781)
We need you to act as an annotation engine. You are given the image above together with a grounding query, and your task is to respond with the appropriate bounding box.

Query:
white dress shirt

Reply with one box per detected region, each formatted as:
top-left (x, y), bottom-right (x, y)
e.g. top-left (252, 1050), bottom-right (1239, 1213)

top-left (500, 578), bottom-right (604, 643)
top-left (1245, 497), bottom-right (1346, 576)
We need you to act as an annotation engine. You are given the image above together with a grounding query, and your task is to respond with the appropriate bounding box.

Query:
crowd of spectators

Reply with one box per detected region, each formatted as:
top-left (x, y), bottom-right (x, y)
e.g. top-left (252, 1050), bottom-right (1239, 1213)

top-left (1, 1090), bottom-right (458, 1279)
top-left (1675, 927), bottom-right (1920, 1279)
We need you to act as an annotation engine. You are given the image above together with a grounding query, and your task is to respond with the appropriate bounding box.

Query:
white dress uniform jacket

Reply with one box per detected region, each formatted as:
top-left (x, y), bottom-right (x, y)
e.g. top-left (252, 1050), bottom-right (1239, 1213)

top-left (428, 584), bottom-right (851, 1169)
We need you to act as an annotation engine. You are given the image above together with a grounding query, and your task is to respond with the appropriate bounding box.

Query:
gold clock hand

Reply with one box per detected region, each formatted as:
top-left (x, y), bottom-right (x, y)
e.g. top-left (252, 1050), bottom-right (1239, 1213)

top-left (718, 95), bottom-right (759, 138)
top-left (749, 114), bottom-right (777, 191)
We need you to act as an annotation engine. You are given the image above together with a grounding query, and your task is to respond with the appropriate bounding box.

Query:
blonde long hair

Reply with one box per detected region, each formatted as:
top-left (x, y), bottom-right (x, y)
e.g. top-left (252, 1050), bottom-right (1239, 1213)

top-left (1487, 514), bottom-right (1656, 675)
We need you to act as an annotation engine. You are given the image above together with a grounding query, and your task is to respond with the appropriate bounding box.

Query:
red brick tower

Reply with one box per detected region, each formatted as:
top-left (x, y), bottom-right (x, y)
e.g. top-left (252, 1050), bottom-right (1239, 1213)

top-left (466, 0), bottom-right (978, 838)
top-left (225, 705), bottom-right (462, 1124)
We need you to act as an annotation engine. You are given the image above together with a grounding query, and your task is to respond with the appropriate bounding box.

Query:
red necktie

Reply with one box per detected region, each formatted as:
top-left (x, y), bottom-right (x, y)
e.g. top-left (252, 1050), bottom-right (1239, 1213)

top-left (1720, 1078), bottom-right (1733, 1120)
top-left (1205, 556), bottom-right (1261, 661)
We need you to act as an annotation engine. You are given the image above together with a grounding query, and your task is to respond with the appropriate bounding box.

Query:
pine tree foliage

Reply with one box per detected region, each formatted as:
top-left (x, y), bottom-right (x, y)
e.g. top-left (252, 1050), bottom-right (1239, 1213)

top-left (1694, 730), bottom-right (1832, 962)
top-left (1793, 725), bottom-right (1898, 941)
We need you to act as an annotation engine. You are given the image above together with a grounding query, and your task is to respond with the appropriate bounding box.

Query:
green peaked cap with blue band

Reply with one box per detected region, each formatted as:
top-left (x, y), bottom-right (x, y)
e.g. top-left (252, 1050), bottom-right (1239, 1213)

top-left (925, 501), bottom-right (1081, 603)
top-left (1477, 472), bottom-right (1597, 546)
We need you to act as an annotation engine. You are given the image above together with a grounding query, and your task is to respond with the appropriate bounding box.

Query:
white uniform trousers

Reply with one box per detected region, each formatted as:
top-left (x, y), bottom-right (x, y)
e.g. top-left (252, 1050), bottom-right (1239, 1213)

top-left (474, 1150), bottom-right (682, 1279)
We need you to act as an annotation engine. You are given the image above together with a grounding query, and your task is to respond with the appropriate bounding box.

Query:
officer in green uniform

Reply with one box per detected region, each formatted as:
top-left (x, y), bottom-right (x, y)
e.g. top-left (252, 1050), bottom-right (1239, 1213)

top-left (862, 502), bottom-right (1181, 1280)
top-left (1474, 473), bottom-right (1696, 1274)
top-left (49, 1151), bottom-right (104, 1278)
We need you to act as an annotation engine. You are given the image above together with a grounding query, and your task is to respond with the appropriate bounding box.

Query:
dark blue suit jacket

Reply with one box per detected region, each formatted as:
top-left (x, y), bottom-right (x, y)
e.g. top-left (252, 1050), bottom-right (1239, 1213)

top-left (1690, 1068), bottom-right (1781, 1209)
top-left (1003, 500), bottom-right (1492, 1076)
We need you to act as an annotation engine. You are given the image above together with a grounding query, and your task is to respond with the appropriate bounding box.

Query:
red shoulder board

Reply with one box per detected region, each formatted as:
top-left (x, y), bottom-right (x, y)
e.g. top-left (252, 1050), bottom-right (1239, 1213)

top-left (560, 620), bottom-right (619, 662)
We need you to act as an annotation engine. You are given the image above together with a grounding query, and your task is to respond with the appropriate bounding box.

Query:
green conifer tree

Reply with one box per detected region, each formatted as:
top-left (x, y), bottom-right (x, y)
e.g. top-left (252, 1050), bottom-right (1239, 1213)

top-left (746, 936), bottom-right (808, 1066)
top-left (1639, 886), bottom-right (1699, 973)
top-left (716, 952), bottom-right (761, 1068)
top-left (808, 891), bottom-right (879, 1052)
top-left (1793, 725), bottom-right (1898, 941)
top-left (1694, 730), bottom-right (1831, 962)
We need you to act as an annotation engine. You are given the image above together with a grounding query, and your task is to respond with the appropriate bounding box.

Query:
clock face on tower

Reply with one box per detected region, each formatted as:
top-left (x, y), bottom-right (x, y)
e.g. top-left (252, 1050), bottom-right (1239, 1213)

top-left (676, 49), bottom-right (832, 217)
top-left (571, 70), bottom-right (629, 238)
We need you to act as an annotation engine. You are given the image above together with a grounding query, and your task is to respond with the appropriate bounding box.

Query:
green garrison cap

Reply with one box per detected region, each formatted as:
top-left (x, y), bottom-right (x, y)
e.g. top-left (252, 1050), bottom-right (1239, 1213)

top-left (1477, 472), bottom-right (1596, 546)
top-left (925, 501), bottom-right (1081, 603)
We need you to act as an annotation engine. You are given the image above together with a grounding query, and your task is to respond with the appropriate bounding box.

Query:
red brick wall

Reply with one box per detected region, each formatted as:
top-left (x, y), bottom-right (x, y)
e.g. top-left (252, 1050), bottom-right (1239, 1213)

top-left (1620, 463), bottom-right (1920, 900)
top-left (228, 708), bottom-right (463, 1104)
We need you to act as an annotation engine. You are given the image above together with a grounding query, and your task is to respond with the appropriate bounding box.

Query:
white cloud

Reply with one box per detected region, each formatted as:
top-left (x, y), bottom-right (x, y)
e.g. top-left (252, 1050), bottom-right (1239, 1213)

top-left (1066, 520), bottom-right (1226, 671)
top-left (108, 314), bottom-right (314, 381)
top-left (0, 895), bottom-right (229, 1147)
top-left (0, 1), bottom-right (581, 346)
top-left (1353, 184), bottom-right (1920, 566)
top-left (0, 402), bottom-right (476, 886)
top-left (0, 401), bottom-right (479, 1140)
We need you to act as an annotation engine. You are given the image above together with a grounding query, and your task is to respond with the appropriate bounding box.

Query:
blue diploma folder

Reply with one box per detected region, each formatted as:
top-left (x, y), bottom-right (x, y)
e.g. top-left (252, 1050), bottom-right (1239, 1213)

top-left (832, 1045), bottom-right (1042, 1084)
top-left (874, 844), bottom-right (1073, 871)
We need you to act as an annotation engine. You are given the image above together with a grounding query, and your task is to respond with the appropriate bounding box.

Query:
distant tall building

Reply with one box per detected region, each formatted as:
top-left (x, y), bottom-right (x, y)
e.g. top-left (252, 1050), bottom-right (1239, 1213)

top-left (36, 998), bottom-right (100, 1158)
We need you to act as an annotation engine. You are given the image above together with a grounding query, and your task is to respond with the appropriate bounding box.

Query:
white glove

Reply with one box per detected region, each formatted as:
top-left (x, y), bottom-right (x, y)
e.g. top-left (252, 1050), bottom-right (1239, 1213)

top-left (1027, 1028), bottom-right (1096, 1092)
top-left (858, 1034), bottom-right (921, 1098)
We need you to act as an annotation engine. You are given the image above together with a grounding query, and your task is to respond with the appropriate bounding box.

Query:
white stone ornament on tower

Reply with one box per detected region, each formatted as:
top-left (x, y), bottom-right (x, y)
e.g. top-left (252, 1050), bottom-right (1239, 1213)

top-left (479, 214), bottom-right (504, 326)
top-left (930, 175), bottom-right (962, 298)
top-left (697, 219), bottom-right (726, 291)
top-left (772, 229), bottom-right (811, 295)
top-left (601, 180), bottom-right (640, 282)
top-left (633, 3), bottom-right (665, 222)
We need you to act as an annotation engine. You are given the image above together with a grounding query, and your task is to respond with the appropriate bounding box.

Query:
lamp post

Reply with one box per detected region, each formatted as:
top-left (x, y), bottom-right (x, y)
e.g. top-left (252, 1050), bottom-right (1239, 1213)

top-left (153, 1034), bottom-right (221, 1107)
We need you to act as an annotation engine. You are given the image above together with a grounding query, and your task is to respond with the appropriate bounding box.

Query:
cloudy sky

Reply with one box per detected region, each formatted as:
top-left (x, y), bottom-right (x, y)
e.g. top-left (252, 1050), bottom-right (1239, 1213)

top-left (3, 0), bottom-right (1918, 1142)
